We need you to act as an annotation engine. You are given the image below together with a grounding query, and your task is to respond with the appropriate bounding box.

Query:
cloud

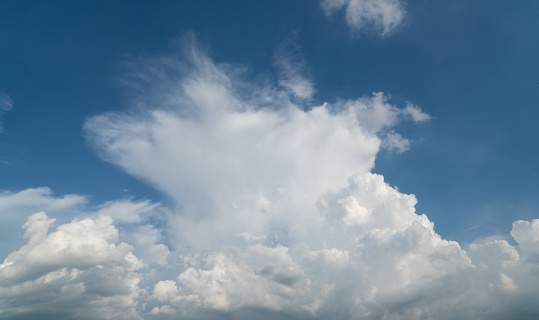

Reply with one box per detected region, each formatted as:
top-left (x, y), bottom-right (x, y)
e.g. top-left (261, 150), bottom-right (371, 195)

top-left (0, 187), bottom-right (87, 259)
top-left (0, 212), bottom-right (144, 319)
top-left (3, 187), bottom-right (539, 319)
top-left (0, 92), bottom-right (13, 133)
top-left (274, 37), bottom-right (316, 100)
top-left (0, 213), bottom-right (136, 284)
top-left (382, 130), bottom-right (410, 153)
top-left (95, 198), bottom-right (163, 224)
top-left (81, 40), bottom-right (466, 318)
top-left (511, 219), bottom-right (539, 261)
top-left (0, 191), bottom-right (172, 319)
top-left (84, 44), bottom-right (426, 223)
top-left (2, 39), bottom-right (539, 319)
top-left (403, 103), bottom-right (431, 122)
top-left (321, 0), bottom-right (406, 36)
top-left (0, 187), bottom-right (171, 270)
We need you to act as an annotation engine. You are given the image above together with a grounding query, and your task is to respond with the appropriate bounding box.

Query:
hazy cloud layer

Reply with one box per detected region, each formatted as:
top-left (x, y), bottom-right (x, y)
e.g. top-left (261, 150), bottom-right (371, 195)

top-left (1, 41), bottom-right (539, 319)
top-left (321, 0), bottom-right (406, 36)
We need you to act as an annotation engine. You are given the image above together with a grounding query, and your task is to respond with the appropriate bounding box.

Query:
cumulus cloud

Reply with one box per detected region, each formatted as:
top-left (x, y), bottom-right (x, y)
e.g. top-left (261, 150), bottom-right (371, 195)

top-left (2, 39), bottom-right (539, 319)
top-left (0, 212), bottom-right (144, 319)
top-left (511, 219), bottom-right (539, 262)
top-left (0, 189), bottom-right (171, 318)
top-left (0, 92), bottom-right (13, 132)
top-left (322, 0), bottom-right (406, 36)
top-left (84, 44), bottom-right (426, 223)
top-left (0, 187), bottom-right (87, 259)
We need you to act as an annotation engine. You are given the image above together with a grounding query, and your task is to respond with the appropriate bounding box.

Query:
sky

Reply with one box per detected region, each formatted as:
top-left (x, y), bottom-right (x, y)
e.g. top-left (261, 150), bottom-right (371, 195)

top-left (1, 0), bottom-right (539, 319)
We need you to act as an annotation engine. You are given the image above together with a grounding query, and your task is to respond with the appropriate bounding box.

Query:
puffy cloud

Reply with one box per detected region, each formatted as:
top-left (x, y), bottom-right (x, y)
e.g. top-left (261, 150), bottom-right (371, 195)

top-left (511, 219), bottom-right (539, 262)
top-left (0, 212), bottom-right (144, 319)
top-left (0, 91), bottom-right (13, 132)
top-left (443, 233), bottom-right (539, 320)
top-left (0, 212), bottom-right (140, 283)
top-left (125, 224), bottom-right (171, 266)
top-left (321, 0), bottom-right (406, 36)
top-left (83, 41), bottom-right (471, 318)
top-left (3, 39), bottom-right (539, 319)
top-left (0, 190), bottom-right (172, 319)
top-left (0, 187), bottom-right (87, 259)
top-left (84, 45), bottom-right (427, 225)
top-left (0, 187), bottom-right (169, 264)
top-left (81, 41), bottom-right (539, 319)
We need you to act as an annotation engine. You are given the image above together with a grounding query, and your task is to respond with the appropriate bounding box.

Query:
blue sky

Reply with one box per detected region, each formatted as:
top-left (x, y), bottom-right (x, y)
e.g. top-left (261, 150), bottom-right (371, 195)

top-left (1, 1), bottom-right (539, 319)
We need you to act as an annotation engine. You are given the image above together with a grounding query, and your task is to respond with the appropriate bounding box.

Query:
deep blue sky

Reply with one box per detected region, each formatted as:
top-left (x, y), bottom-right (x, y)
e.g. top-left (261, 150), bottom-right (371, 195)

top-left (1, 0), bottom-right (538, 243)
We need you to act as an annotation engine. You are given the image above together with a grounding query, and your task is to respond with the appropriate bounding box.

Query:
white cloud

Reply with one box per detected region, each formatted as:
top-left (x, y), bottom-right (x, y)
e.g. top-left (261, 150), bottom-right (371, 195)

top-left (2, 39), bottom-right (539, 319)
top-left (334, 92), bottom-right (428, 133)
top-left (81, 42), bottom-right (539, 319)
top-left (127, 225), bottom-right (171, 266)
top-left (0, 92), bottom-right (13, 132)
top-left (95, 198), bottom-right (162, 224)
top-left (82, 42), bottom-right (470, 318)
top-left (151, 280), bottom-right (178, 302)
top-left (0, 212), bottom-right (138, 284)
top-left (403, 103), bottom-right (431, 122)
top-left (4, 184), bottom-right (539, 319)
top-left (382, 130), bottom-right (410, 153)
top-left (511, 219), bottom-right (539, 261)
top-left (0, 212), bottom-right (144, 319)
top-left (84, 48), bottom-right (427, 227)
top-left (511, 219), bottom-right (539, 245)
top-left (0, 187), bottom-right (87, 259)
top-left (274, 38), bottom-right (315, 100)
top-left (321, 0), bottom-right (406, 36)
top-left (0, 190), bottom-right (172, 319)
top-left (150, 304), bottom-right (176, 315)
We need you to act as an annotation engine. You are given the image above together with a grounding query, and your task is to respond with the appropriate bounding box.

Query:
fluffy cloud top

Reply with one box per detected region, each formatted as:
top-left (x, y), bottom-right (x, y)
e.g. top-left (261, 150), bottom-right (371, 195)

top-left (84, 43), bottom-right (423, 223)
top-left (1, 40), bottom-right (538, 319)
top-left (0, 212), bottom-right (144, 320)
top-left (0, 187), bottom-right (87, 259)
top-left (322, 0), bottom-right (406, 36)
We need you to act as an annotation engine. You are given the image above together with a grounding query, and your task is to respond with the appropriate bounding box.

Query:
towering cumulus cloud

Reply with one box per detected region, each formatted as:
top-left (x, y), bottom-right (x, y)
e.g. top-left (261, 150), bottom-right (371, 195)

top-left (1, 39), bottom-right (539, 319)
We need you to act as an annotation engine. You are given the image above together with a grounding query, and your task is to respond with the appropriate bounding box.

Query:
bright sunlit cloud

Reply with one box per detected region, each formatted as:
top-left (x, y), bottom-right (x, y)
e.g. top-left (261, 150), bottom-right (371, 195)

top-left (2, 37), bottom-right (538, 319)
top-left (1, 0), bottom-right (539, 314)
